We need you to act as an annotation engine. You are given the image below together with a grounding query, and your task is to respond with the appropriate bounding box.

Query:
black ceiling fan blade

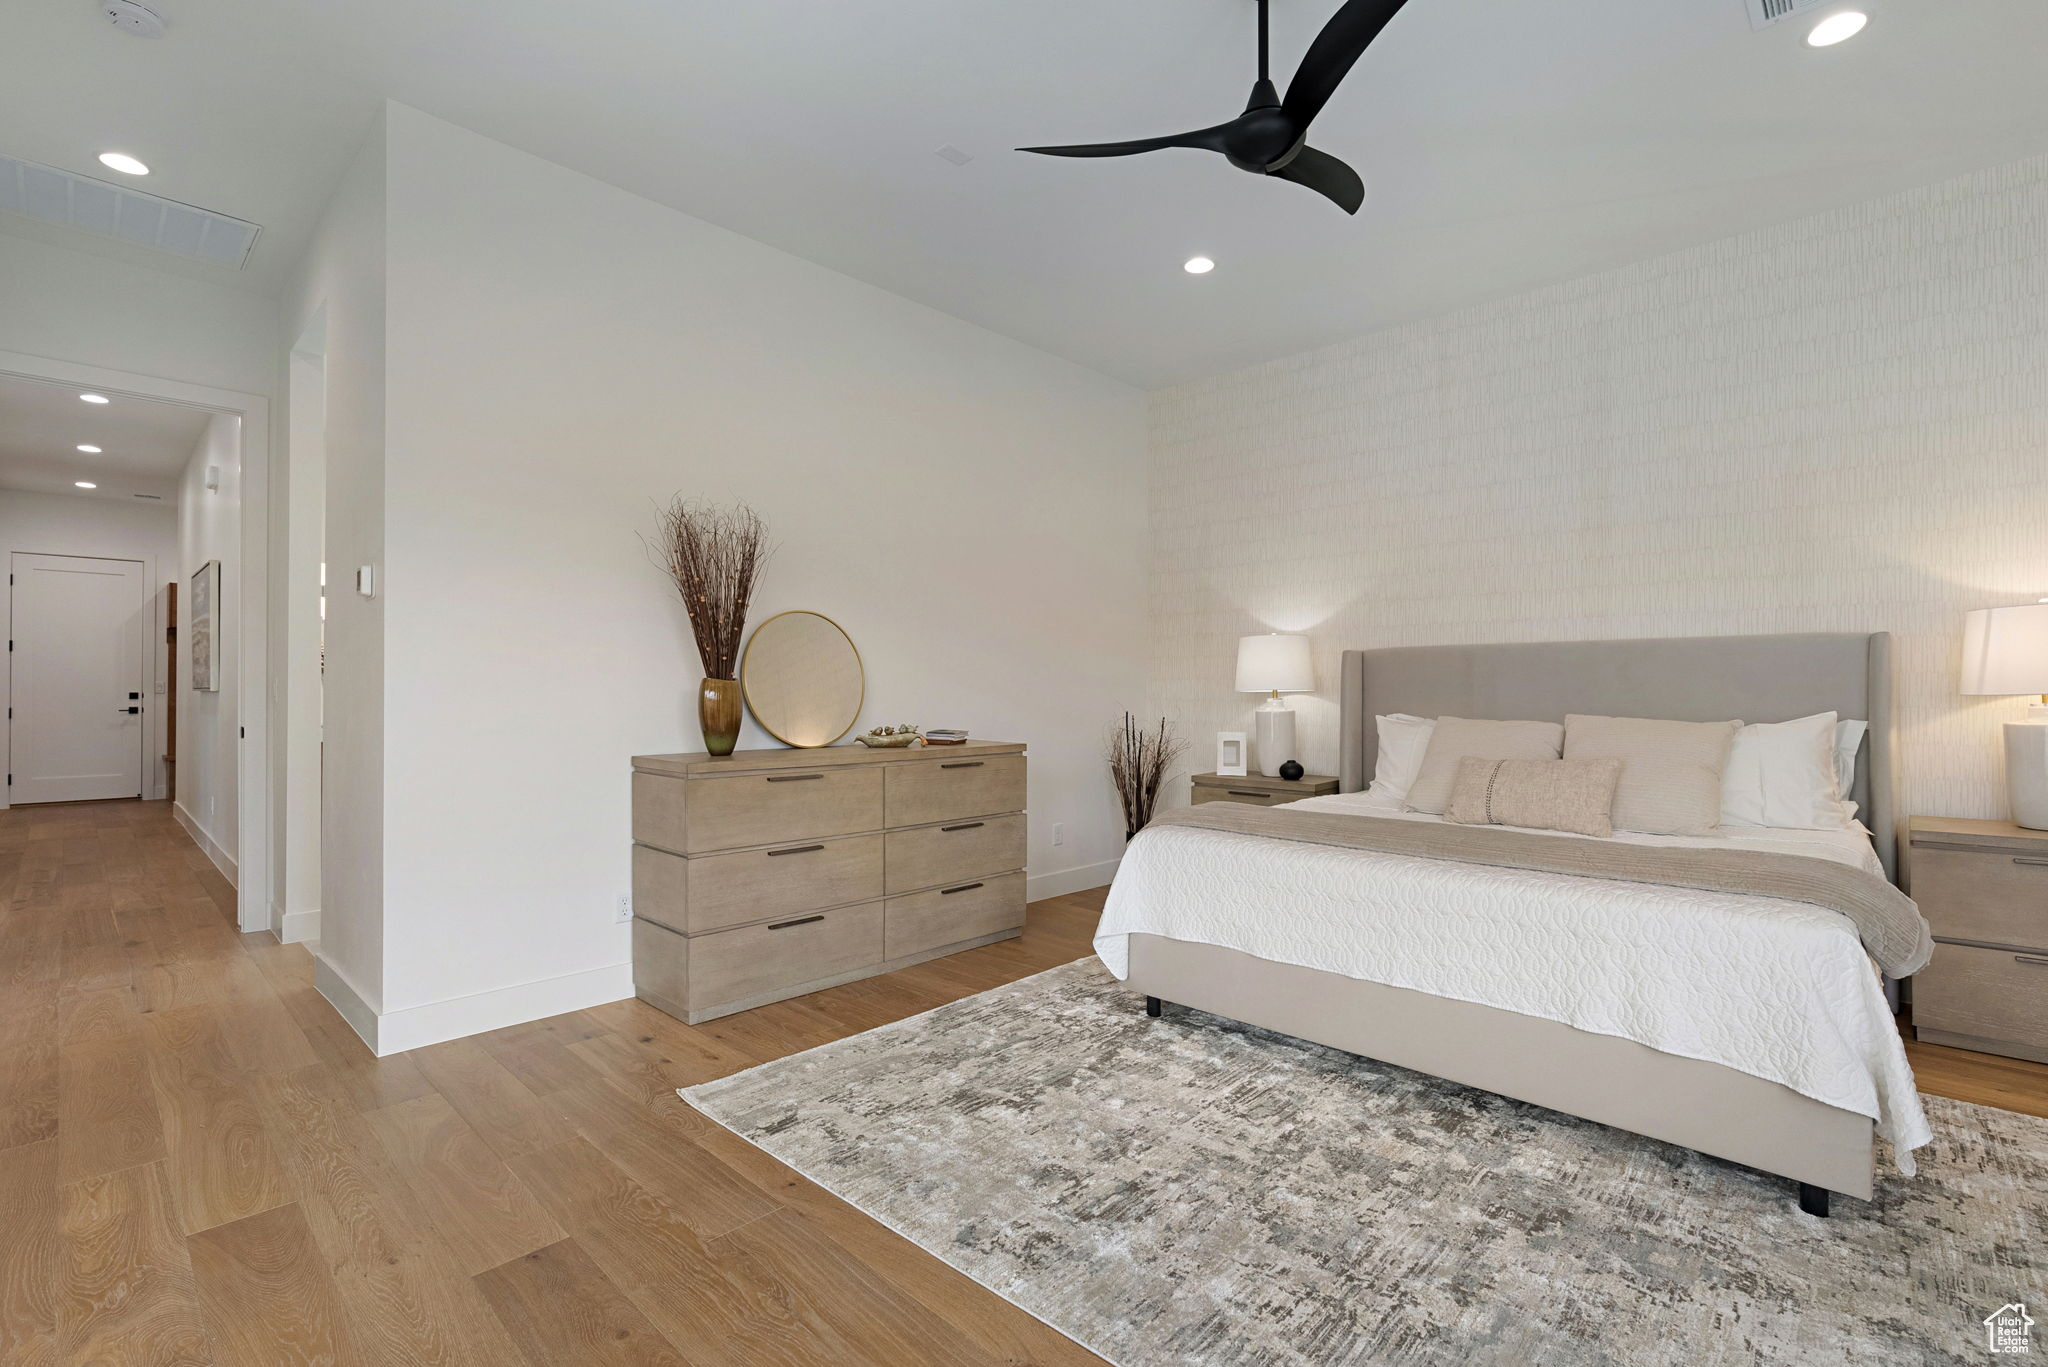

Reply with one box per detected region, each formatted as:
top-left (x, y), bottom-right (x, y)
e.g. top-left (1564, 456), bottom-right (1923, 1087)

top-left (1267, 145), bottom-right (1365, 213)
top-left (1281, 0), bottom-right (1410, 129)
top-left (1018, 119), bottom-right (1238, 158)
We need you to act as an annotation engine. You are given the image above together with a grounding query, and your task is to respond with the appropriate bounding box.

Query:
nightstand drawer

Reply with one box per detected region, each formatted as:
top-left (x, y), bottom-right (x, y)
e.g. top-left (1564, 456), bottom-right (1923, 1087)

top-left (1908, 843), bottom-right (2048, 948)
top-left (1913, 942), bottom-right (2048, 1059)
top-left (1193, 786), bottom-right (1296, 807)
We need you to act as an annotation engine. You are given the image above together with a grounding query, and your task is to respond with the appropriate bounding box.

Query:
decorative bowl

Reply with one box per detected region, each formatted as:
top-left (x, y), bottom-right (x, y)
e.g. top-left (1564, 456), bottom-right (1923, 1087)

top-left (853, 730), bottom-right (922, 748)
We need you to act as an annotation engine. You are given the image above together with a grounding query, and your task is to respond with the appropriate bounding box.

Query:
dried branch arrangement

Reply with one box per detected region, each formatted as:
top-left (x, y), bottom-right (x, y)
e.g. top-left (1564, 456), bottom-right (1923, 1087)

top-left (651, 498), bottom-right (771, 679)
top-left (1106, 713), bottom-right (1186, 841)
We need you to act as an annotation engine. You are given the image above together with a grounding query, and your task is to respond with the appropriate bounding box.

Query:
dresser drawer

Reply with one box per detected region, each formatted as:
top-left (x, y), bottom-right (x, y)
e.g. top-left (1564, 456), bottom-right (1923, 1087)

top-left (688, 902), bottom-right (883, 1014)
top-left (884, 812), bottom-right (1026, 895)
top-left (631, 771), bottom-right (692, 853)
top-left (1192, 785), bottom-right (1293, 807)
top-left (1913, 942), bottom-right (2048, 1058)
top-left (634, 835), bottom-right (882, 936)
top-left (885, 755), bottom-right (1024, 827)
top-left (1908, 844), bottom-right (2048, 949)
top-left (886, 872), bottom-right (1026, 960)
top-left (686, 766), bottom-right (882, 853)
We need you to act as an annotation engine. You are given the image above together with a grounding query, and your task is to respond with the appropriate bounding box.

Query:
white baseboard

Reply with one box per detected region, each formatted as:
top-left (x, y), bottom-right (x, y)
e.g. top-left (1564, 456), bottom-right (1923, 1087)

top-left (1026, 856), bottom-right (1120, 903)
top-left (315, 954), bottom-right (382, 1053)
top-left (324, 960), bottom-right (635, 1058)
top-left (172, 801), bottom-right (238, 886)
top-left (271, 902), bottom-right (320, 945)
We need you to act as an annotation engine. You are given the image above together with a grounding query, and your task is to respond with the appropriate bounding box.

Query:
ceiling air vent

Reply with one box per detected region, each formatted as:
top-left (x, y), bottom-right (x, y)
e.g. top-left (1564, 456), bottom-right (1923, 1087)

top-left (1744, 0), bottom-right (1830, 30)
top-left (0, 153), bottom-right (260, 268)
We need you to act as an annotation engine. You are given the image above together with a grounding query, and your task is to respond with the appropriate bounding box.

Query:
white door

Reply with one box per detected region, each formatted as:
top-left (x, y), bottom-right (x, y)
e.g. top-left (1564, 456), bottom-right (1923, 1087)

top-left (9, 553), bottom-right (147, 804)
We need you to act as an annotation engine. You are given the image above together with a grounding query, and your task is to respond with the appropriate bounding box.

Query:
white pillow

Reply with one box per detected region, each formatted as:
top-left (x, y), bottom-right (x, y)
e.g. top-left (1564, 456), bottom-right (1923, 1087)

top-left (1720, 712), bottom-right (1852, 830)
top-left (1366, 713), bottom-right (1435, 807)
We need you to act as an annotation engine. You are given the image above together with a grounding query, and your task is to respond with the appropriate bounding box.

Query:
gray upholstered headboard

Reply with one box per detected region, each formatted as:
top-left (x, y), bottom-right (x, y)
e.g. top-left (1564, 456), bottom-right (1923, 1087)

top-left (1338, 633), bottom-right (1899, 882)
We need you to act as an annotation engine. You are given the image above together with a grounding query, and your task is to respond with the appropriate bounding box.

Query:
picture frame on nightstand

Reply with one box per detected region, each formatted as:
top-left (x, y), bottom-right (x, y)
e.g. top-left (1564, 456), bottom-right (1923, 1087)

top-left (1216, 731), bottom-right (1248, 777)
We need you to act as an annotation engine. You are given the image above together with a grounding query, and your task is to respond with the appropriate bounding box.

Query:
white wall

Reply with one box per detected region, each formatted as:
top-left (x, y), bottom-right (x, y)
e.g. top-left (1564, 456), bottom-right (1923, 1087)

top-left (1149, 154), bottom-right (2048, 823)
top-left (282, 113), bottom-right (388, 1020)
top-left (0, 489), bottom-right (177, 807)
top-left (354, 104), bottom-right (1144, 1047)
top-left (175, 415), bottom-right (242, 875)
top-left (0, 232), bottom-right (277, 398)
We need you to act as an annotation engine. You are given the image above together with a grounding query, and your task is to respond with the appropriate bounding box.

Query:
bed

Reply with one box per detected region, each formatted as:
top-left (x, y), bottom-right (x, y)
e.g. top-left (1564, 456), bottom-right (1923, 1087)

top-left (1096, 632), bottom-right (1926, 1216)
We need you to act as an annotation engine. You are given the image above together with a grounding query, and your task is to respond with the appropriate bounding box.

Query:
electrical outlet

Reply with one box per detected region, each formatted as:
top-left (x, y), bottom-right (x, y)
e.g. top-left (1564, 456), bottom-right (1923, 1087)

top-left (1051, 822), bottom-right (1065, 847)
top-left (614, 893), bottom-right (632, 924)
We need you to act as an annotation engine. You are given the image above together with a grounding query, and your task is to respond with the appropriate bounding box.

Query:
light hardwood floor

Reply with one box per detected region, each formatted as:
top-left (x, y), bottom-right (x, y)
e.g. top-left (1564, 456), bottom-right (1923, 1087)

top-left (5, 799), bottom-right (2046, 1365)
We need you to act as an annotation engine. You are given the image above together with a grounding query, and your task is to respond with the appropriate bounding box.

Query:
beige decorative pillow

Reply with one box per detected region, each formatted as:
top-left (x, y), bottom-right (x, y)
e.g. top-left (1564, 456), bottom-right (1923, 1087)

top-left (1445, 757), bottom-right (1624, 838)
top-left (1563, 714), bottom-right (1744, 836)
top-left (1404, 717), bottom-right (1566, 815)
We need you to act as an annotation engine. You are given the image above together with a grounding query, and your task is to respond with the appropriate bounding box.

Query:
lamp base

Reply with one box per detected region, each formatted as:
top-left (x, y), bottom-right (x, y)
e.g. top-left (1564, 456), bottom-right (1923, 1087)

top-left (1254, 697), bottom-right (1296, 779)
top-left (2009, 722), bottom-right (2048, 831)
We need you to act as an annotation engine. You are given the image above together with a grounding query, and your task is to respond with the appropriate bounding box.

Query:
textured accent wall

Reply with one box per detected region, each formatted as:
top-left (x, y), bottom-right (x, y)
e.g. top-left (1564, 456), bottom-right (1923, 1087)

top-left (1150, 155), bottom-right (2048, 822)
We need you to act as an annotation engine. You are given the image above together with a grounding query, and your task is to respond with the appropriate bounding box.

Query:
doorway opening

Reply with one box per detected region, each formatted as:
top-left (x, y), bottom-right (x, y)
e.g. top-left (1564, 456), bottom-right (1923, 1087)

top-left (0, 348), bottom-right (272, 932)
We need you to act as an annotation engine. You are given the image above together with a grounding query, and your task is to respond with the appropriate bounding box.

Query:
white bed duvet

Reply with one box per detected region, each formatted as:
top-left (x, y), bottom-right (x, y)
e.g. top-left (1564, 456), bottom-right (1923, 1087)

top-left (1094, 792), bottom-right (1932, 1170)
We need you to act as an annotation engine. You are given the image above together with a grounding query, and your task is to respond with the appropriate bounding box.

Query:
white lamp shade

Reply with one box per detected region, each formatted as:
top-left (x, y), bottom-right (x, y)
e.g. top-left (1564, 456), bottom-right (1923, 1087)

top-left (1236, 634), bottom-right (1314, 693)
top-left (1961, 604), bottom-right (2048, 695)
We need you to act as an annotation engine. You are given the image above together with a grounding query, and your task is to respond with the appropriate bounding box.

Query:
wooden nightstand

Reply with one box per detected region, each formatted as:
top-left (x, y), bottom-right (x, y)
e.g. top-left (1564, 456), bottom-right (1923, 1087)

top-left (1190, 771), bottom-right (1339, 807)
top-left (1906, 816), bottom-right (2048, 1063)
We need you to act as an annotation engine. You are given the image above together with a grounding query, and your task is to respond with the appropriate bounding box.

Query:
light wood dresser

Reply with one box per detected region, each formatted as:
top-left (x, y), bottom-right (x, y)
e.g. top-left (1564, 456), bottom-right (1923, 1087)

top-left (630, 741), bottom-right (1027, 1023)
top-left (1906, 815), bottom-right (2048, 1063)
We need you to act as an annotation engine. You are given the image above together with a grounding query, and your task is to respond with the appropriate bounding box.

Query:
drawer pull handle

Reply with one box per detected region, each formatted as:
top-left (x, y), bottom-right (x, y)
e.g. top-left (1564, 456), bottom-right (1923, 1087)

top-left (941, 821), bottom-right (985, 832)
top-left (941, 882), bottom-right (984, 896)
top-left (768, 915), bottom-right (825, 931)
top-left (2015, 858), bottom-right (2048, 868)
top-left (2017, 955), bottom-right (2048, 967)
top-left (766, 774), bottom-right (825, 783)
top-left (1228, 791), bottom-right (1268, 798)
top-left (941, 761), bottom-right (984, 770)
top-left (766, 844), bottom-right (824, 857)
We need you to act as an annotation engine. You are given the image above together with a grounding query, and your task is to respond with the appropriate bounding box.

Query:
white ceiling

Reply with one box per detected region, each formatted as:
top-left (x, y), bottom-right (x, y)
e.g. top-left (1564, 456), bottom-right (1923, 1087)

top-left (2, 0), bottom-right (2046, 386)
top-left (0, 373), bottom-right (209, 501)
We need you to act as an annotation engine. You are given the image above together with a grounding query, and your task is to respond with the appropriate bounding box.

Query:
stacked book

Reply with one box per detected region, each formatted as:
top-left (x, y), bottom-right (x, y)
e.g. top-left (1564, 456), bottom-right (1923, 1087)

top-left (924, 728), bottom-right (970, 746)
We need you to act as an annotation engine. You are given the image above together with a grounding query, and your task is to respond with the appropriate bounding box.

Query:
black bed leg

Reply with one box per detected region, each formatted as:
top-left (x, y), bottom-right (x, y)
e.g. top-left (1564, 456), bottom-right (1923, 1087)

top-left (1145, 996), bottom-right (1162, 1018)
top-left (1798, 1183), bottom-right (1830, 1218)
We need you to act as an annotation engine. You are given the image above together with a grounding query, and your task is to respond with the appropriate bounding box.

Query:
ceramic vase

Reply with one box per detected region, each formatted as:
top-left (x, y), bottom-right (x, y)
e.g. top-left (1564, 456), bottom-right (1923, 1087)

top-left (699, 677), bottom-right (740, 757)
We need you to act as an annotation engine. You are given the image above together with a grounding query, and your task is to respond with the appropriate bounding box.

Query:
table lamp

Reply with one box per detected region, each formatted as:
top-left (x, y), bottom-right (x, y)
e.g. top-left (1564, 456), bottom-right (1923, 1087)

top-left (1236, 634), bottom-right (1314, 778)
top-left (1962, 601), bottom-right (2048, 830)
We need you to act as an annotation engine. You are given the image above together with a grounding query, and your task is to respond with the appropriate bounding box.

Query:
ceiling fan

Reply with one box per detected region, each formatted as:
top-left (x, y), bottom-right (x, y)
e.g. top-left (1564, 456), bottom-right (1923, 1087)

top-left (1018, 0), bottom-right (1410, 214)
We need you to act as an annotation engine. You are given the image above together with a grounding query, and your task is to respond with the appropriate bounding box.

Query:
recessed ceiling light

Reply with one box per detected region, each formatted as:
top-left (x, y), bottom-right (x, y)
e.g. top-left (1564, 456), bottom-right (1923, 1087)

top-left (77, 444), bottom-right (103, 453)
top-left (1183, 256), bottom-right (1215, 275)
top-left (75, 481), bottom-right (98, 489)
top-left (80, 392), bottom-right (109, 404)
top-left (97, 152), bottom-right (149, 176)
top-left (1806, 11), bottom-right (1867, 46)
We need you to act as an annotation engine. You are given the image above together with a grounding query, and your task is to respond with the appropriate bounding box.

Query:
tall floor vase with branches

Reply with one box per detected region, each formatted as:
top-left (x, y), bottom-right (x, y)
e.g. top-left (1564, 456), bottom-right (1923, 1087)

top-left (1106, 714), bottom-right (1186, 842)
top-left (651, 498), bottom-right (770, 756)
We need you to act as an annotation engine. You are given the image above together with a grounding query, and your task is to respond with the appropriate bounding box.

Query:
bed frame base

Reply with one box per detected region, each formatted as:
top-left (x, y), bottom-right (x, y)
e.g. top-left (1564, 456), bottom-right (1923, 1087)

top-left (1128, 934), bottom-right (1873, 1211)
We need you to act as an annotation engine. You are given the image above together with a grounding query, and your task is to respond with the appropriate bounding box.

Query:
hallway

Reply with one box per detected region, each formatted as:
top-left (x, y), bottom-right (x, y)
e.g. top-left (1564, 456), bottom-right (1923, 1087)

top-left (0, 797), bottom-right (1110, 1366)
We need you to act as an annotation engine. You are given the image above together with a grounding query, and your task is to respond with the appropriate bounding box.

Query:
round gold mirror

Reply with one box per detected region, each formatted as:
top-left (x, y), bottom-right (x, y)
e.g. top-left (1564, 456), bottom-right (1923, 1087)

top-left (740, 611), bottom-right (864, 748)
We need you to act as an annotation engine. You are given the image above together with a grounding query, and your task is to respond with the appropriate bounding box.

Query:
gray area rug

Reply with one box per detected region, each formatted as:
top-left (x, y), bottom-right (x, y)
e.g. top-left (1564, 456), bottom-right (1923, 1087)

top-left (682, 959), bottom-right (2047, 1366)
